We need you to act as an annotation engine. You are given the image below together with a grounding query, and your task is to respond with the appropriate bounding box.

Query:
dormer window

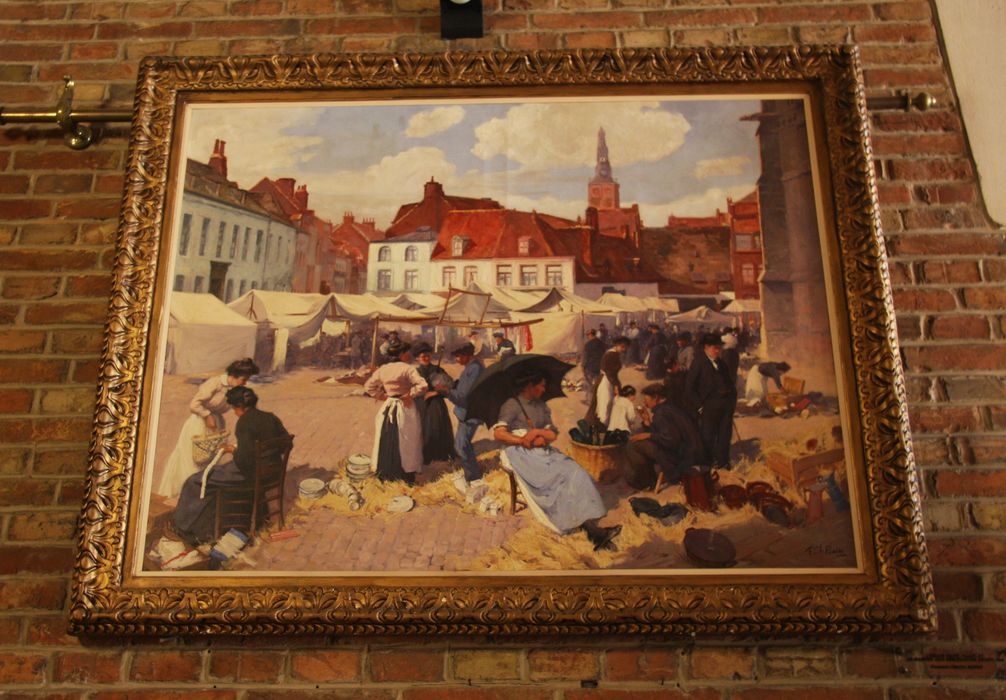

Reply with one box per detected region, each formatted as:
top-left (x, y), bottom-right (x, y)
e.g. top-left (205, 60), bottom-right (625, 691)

top-left (452, 235), bottom-right (467, 257)
top-left (518, 236), bottom-right (531, 256)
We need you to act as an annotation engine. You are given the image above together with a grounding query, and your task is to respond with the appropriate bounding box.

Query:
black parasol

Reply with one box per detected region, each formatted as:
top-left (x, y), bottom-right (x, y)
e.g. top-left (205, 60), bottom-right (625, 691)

top-left (465, 353), bottom-right (575, 427)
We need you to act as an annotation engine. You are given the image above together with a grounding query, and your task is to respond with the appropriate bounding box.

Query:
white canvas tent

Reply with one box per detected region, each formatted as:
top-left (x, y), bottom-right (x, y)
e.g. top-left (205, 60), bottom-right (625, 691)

top-left (228, 290), bottom-right (332, 344)
top-left (424, 288), bottom-right (511, 323)
top-left (523, 287), bottom-right (617, 315)
top-left (667, 305), bottom-right (739, 329)
top-left (508, 311), bottom-right (587, 356)
top-left (722, 299), bottom-right (762, 315)
top-left (389, 292), bottom-right (446, 311)
top-left (166, 292), bottom-right (257, 375)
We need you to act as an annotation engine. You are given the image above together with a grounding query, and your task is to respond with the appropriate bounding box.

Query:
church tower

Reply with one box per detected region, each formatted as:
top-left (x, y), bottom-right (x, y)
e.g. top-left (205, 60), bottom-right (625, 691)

top-left (588, 127), bottom-right (620, 210)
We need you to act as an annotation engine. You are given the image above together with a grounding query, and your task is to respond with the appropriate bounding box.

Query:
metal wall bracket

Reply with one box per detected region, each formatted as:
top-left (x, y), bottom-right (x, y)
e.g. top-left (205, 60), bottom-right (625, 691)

top-left (0, 76), bottom-right (131, 150)
top-left (865, 91), bottom-right (937, 112)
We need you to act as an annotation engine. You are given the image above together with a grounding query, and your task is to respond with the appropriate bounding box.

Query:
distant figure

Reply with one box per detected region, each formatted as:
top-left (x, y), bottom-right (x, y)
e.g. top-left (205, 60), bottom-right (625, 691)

top-left (624, 383), bottom-right (705, 490)
top-left (625, 320), bottom-right (643, 364)
top-left (597, 322), bottom-right (610, 346)
top-left (364, 340), bottom-right (428, 485)
top-left (582, 329), bottom-right (605, 392)
top-left (721, 332), bottom-right (740, 388)
top-left (643, 324), bottom-right (668, 380)
top-left (467, 329), bottom-right (484, 359)
top-left (686, 333), bottom-right (737, 470)
top-left (672, 331), bottom-right (694, 372)
top-left (492, 330), bottom-right (516, 359)
top-left (348, 332), bottom-right (364, 369)
top-left (745, 361), bottom-right (792, 401)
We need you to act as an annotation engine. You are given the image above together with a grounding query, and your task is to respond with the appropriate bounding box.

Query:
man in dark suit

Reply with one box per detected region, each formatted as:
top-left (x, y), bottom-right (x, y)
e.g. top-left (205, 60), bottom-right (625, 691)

top-left (582, 329), bottom-right (606, 394)
top-left (685, 333), bottom-right (737, 469)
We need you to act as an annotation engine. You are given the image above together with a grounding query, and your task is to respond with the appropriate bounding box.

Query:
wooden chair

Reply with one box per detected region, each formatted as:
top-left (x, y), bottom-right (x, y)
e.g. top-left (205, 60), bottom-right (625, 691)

top-left (215, 434), bottom-right (295, 541)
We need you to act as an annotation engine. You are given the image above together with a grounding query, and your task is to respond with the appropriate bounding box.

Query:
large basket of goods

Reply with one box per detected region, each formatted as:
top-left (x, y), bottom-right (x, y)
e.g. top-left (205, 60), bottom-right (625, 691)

top-left (191, 430), bottom-right (229, 466)
top-left (567, 420), bottom-right (628, 484)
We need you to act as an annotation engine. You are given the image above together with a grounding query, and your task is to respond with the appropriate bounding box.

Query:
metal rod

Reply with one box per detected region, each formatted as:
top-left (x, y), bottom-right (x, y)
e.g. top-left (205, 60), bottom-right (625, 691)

top-left (865, 92), bottom-right (937, 112)
top-left (0, 109), bottom-right (131, 124)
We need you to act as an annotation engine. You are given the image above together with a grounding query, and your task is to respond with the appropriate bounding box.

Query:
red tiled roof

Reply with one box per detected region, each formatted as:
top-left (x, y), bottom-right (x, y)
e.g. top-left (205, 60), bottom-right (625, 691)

top-left (385, 186), bottom-right (503, 238)
top-left (185, 160), bottom-right (290, 225)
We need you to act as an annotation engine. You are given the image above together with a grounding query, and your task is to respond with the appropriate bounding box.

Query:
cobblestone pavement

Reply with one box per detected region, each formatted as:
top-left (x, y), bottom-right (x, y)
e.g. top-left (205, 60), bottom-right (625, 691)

top-left (145, 364), bottom-right (857, 574)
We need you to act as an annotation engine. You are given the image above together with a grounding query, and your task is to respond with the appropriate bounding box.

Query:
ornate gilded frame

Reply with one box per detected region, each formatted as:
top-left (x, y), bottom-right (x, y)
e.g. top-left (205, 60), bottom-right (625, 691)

top-left (71, 47), bottom-right (934, 636)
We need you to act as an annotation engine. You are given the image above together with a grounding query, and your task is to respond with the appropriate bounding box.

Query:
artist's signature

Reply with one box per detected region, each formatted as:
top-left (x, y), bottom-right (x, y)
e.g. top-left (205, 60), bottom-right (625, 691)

top-left (805, 544), bottom-right (844, 556)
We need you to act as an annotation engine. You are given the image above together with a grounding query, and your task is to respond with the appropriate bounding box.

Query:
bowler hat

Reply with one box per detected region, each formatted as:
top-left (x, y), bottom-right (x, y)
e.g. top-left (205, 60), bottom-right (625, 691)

top-left (412, 342), bottom-right (434, 355)
top-left (700, 332), bottom-right (724, 347)
top-left (385, 339), bottom-right (411, 357)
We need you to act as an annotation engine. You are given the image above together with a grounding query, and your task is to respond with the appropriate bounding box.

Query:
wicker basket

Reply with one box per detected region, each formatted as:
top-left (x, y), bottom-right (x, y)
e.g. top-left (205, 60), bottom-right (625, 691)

top-left (191, 430), bottom-right (229, 466)
top-left (567, 440), bottom-right (624, 484)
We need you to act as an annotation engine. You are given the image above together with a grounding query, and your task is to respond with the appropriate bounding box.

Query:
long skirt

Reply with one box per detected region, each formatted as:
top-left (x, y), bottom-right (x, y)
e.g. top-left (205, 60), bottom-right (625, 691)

top-left (156, 412), bottom-right (225, 499)
top-left (744, 369), bottom-right (769, 400)
top-left (171, 460), bottom-right (250, 547)
top-left (502, 445), bottom-right (606, 533)
top-left (370, 397), bottom-right (423, 483)
top-left (417, 395), bottom-right (454, 464)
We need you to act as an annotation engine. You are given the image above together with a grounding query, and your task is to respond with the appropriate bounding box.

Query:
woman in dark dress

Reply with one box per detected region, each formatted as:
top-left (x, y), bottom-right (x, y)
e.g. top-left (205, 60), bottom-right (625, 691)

top-left (413, 343), bottom-right (455, 464)
top-left (172, 386), bottom-right (290, 547)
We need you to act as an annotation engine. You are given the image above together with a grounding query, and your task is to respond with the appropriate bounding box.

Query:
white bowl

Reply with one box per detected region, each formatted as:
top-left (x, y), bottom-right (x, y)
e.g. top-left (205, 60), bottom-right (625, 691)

top-left (298, 478), bottom-right (326, 499)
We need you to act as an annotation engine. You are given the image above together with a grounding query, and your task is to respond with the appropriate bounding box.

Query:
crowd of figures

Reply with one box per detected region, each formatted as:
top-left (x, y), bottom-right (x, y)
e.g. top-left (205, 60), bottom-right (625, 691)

top-left (154, 315), bottom-right (791, 558)
top-left (582, 321), bottom-right (791, 493)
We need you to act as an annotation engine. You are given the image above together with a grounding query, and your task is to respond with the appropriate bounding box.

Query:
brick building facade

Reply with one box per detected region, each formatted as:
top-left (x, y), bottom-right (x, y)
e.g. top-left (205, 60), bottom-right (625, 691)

top-left (0, 1), bottom-right (1003, 697)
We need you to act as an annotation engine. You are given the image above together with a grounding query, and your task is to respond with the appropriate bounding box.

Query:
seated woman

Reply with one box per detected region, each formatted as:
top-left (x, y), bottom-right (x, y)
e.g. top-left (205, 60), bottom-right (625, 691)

top-left (493, 371), bottom-right (621, 551)
top-left (172, 386), bottom-right (290, 547)
top-left (624, 383), bottom-right (705, 490)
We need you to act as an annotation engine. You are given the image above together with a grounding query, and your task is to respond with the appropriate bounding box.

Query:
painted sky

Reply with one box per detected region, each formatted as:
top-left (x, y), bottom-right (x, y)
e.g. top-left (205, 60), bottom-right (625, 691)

top-left (184, 96), bottom-right (801, 229)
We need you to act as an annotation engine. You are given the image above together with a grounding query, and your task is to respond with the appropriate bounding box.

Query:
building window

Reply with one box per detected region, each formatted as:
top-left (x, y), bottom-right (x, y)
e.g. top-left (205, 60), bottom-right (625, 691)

top-left (242, 227), bottom-right (251, 260)
top-left (520, 265), bottom-right (538, 287)
top-left (404, 269), bottom-right (419, 290)
top-left (452, 236), bottom-right (466, 257)
top-left (464, 266), bottom-right (478, 285)
top-left (545, 265), bottom-right (562, 286)
top-left (230, 225), bottom-right (239, 259)
top-left (266, 233), bottom-right (273, 262)
top-left (250, 281), bottom-right (257, 290)
top-left (215, 221), bottom-right (226, 257)
top-left (198, 217), bottom-right (210, 256)
top-left (254, 230), bottom-right (264, 262)
top-left (405, 245), bottom-right (418, 262)
top-left (225, 279), bottom-right (234, 301)
top-left (193, 276), bottom-right (204, 293)
top-left (377, 269), bottom-right (391, 291)
top-left (735, 234), bottom-right (756, 251)
top-left (496, 264), bottom-right (512, 286)
top-left (239, 280), bottom-right (247, 296)
top-left (179, 213), bottom-right (192, 256)
top-left (741, 263), bottom-right (756, 285)
top-left (442, 266), bottom-right (456, 288)
top-left (378, 246), bottom-right (391, 262)
top-left (518, 237), bottom-right (531, 256)
top-left (173, 274), bottom-right (185, 291)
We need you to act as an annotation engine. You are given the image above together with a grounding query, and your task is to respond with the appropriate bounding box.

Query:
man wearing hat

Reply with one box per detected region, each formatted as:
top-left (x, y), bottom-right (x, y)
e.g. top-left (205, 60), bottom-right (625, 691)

top-left (492, 330), bottom-right (516, 359)
top-left (447, 341), bottom-right (488, 501)
top-left (685, 332), bottom-right (738, 469)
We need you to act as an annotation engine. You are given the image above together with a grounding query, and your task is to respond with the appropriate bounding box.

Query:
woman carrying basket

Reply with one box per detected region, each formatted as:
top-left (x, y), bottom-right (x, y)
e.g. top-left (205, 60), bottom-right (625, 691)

top-left (155, 358), bottom-right (259, 502)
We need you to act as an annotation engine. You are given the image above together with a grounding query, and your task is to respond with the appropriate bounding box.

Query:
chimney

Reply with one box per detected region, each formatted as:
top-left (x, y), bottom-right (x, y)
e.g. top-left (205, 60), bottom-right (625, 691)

top-left (343, 212), bottom-right (355, 224)
top-left (423, 177), bottom-right (444, 201)
top-left (294, 184), bottom-right (309, 211)
top-left (275, 177), bottom-right (296, 199)
top-left (209, 139), bottom-right (228, 179)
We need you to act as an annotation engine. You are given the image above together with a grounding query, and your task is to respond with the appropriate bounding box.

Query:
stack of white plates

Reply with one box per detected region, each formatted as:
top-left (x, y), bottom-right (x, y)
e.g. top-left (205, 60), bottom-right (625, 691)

top-left (345, 453), bottom-right (372, 482)
top-left (297, 478), bottom-right (327, 500)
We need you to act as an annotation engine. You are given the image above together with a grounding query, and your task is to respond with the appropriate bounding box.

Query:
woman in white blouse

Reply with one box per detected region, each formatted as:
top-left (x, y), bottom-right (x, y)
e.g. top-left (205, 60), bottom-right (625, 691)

top-left (155, 358), bottom-right (259, 502)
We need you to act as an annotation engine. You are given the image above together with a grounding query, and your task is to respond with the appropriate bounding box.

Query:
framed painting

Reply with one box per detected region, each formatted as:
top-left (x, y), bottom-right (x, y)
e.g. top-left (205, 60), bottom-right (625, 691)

top-left (71, 47), bottom-right (935, 636)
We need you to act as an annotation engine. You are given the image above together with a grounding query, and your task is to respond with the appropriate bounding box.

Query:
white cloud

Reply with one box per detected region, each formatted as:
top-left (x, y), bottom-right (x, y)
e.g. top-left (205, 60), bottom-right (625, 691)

top-left (185, 106), bottom-right (324, 189)
top-left (472, 102), bottom-right (690, 171)
top-left (693, 156), bottom-right (751, 180)
top-left (404, 106), bottom-right (466, 138)
top-left (640, 184), bottom-right (756, 223)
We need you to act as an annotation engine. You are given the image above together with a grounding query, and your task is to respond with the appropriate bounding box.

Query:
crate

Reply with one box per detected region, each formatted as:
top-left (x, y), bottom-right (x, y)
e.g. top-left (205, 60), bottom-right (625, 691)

top-left (765, 447), bottom-right (844, 489)
top-left (782, 375), bottom-right (806, 395)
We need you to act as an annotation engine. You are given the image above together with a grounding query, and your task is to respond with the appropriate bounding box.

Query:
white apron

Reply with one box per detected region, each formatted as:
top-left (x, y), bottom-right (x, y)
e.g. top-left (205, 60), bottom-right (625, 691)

top-left (370, 397), bottom-right (424, 474)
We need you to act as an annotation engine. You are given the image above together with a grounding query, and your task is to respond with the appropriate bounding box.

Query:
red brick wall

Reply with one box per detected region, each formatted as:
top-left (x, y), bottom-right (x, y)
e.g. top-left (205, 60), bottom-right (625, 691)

top-left (2, 0), bottom-right (1003, 696)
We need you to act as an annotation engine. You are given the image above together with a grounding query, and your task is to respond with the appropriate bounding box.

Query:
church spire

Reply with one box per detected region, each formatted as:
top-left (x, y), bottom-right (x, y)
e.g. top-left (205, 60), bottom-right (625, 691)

top-left (591, 127), bottom-right (614, 184)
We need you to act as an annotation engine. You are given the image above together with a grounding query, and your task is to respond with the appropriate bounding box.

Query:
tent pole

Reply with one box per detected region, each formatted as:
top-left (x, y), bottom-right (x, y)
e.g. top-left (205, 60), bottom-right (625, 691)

top-left (370, 321), bottom-right (380, 370)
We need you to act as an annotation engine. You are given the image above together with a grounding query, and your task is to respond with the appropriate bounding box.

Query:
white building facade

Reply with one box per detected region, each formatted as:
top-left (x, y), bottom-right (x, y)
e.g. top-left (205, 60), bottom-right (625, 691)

top-left (173, 191), bottom-right (298, 302)
top-left (428, 256), bottom-right (576, 293)
top-left (365, 230), bottom-right (438, 295)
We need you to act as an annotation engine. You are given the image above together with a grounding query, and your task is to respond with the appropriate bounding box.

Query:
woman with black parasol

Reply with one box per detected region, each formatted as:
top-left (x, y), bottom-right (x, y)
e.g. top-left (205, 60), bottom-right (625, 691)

top-left (468, 355), bottom-right (621, 551)
top-left (412, 342), bottom-right (455, 465)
